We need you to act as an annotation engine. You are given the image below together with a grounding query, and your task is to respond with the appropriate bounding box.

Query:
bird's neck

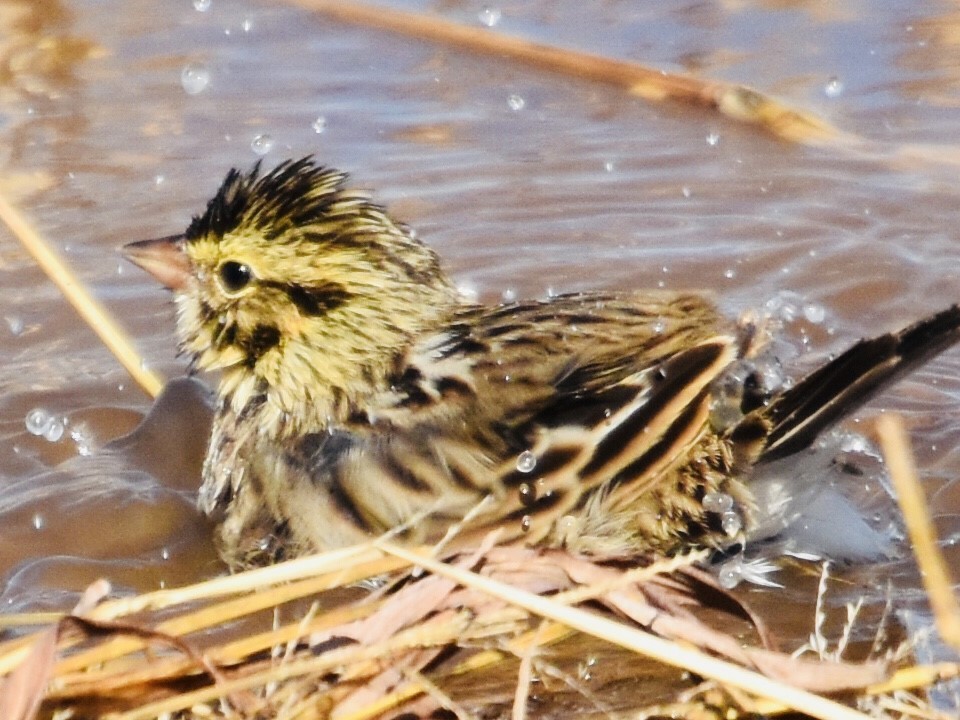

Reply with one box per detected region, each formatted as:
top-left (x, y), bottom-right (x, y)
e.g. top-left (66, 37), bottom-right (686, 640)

top-left (216, 285), bottom-right (461, 441)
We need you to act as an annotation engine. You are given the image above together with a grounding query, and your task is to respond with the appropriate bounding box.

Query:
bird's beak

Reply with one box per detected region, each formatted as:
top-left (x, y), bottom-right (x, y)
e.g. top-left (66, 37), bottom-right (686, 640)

top-left (122, 235), bottom-right (191, 291)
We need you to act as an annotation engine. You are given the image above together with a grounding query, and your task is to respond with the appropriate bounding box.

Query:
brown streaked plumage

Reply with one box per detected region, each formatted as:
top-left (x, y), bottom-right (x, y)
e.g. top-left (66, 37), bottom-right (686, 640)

top-left (124, 157), bottom-right (960, 569)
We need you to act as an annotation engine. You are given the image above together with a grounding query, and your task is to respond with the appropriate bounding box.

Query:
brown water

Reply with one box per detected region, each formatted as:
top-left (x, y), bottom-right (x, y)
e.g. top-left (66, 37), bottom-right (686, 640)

top-left (1, 0), bottom-right (959, 675)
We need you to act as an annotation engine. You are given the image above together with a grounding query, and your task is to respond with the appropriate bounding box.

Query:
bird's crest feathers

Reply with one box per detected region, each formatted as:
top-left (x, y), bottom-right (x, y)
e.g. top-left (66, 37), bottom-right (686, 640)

top-left (186, 157), bottom-right (354, 243)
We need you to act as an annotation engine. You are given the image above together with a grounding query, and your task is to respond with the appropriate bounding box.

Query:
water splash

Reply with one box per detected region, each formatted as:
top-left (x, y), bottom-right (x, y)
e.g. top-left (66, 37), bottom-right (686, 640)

top-left (702, 491), bottom-right (734, 513)
top-left (25, 408), bottom-right (66, 442)
top-left (721, 509), bottom-right (743, 536)
top-left (507, 94), bottom-right (525, 111)
top-left (250, 133), bottom-right (274, 155)
top-left (478, 7), bottom-right (502, 27)
top-left (180, 63), bottom-right (211, 95)
top-left (516, 450), bottom-right (537, 473)
top-left (824, 76), bottom-right (844, 98)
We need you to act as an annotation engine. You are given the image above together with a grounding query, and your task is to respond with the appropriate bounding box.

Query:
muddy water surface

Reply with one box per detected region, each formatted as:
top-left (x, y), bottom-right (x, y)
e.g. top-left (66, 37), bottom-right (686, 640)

top-left (1, 0), bottom-right (959, 677)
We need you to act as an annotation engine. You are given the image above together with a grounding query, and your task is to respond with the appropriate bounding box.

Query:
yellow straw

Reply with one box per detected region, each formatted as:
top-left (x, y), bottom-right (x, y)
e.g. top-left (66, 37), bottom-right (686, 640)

top-left (876, 415), bottom-right (960, 651)
top-left (0, 191), bottom-right (164, 398)
top-left (376, 540), bottom-right (875, 720)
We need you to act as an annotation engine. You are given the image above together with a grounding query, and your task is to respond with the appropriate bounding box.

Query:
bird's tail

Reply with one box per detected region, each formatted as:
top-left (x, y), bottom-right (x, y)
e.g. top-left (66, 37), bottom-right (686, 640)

top-left (731, 305), bottom-right (960, 464)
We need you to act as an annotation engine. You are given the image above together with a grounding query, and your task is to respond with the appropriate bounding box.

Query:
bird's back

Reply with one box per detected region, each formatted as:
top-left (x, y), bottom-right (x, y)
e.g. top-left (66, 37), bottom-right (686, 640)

top-left (210, 290), bottom-right (756, 564)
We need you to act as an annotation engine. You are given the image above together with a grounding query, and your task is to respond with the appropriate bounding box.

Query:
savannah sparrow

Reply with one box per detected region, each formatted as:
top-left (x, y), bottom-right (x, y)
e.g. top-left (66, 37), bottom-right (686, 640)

top-left (124, 157), bottom-right (960, 568)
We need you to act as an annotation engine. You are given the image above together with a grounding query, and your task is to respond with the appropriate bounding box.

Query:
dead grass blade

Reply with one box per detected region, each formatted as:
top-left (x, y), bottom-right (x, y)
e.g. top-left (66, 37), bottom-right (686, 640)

top-left (0, 580), bottom-right (110, 720)
top-left (287, 0), bottom-right (842, 147)
top-left (876, 414), bottom-right (960, 652)
top-left (0, 190), bottom-right (164, 398)
top-left (375, 539), bottom-right (878, 720)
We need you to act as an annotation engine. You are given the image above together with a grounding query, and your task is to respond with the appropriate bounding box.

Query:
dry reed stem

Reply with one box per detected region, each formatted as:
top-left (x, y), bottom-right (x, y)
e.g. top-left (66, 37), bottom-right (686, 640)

top-left (375, 540), bottom-right (876, 720)
top-left (0, 544), bottom-right (397, 677)
top-left (876, 415), bottom-right (960, 651)
top-left (286, 0), bottom-right (842, 147)
top-left (0, 190), bottom-right (165, 398)
top-left (106, 608), bottom-right (489, 720)
top-left (319, 617), bottom-right (574, 720)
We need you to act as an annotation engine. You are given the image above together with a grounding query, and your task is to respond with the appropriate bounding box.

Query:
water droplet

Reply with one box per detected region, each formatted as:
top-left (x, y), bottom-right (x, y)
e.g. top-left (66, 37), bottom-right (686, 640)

top-left (193, 0), bottom-right (211, 10)
top-left (717, 559), bottom-right (742, 589)
top-left (702, 491), bottom-right (734, 513)
top-left (518, 482), bottom-right (537, 507)
top-left (457, 280), bottom-right (479, 302)
top-left (824, 76), bottom-right (844, 98)
top-left (25, 408), bottom-right (51, 436)
top-left (723, 268), bottom-right (736, 279)
top-left (604, 161), bottom-right (615, 172)
top-left (516, 450), bottom-right (537, 473)
top-left (651, 320), bottom-right (665, 334)
top-left (840, 433), bottom-right (868, 454)
top-left (242, 17), bottom-right (253, 32)
top-left (154, 174), bottom-right (165, 186)
top-left (520, 515), bottom-right (532, 533)
top-left (478, 7), bottom-right (501, 27)
top-left (803, 303), bottom-right (825, 324)
top-left (721, 509), bottom-right (742, 536)
top-left (311, 115), bottom-right (327, 134)
top-left (5, 315), bottom-right (23, 336)
top-left (706, 131), bottom-right (720, 147)
top-left (180, 63), bottom-right (211, 95)
top-left (161, 547), bottom-right (171, 560)
top-left (681, 186), bottom-right (692, 198)
top-left (507, 94), bottom-right (525, 111)
top-left (70, 424), bottom-right (93, 456)
top-left (43, 418), bottom-right (65, 442)
top-left (32, 513), bottom-right (45, 531)
top-left (250, 133), bottom-right (274, 155)
top-left (501, 288), bottom-right (517, 303)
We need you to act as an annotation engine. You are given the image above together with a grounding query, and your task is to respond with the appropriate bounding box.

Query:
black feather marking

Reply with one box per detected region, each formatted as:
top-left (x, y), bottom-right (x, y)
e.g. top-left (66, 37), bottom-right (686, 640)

top-left (540, 383), bottom-right (640, 429)
top-left (290, 432), bottom-right (372, 531)
top-left (445, 460), bottom-right (480, 491)
top-left (581, 342), bottom-right (726, 477)
top-left (499, 445), bottom-right (580, 488)
top-left (397, 385), bottom-right (433, 409)
top-left (602, 390), bottom-right (709, 496)
top-left (482, 322), bottom-right (531, 338)
top-left (281, 282), bottom-right (351, 317)
top-left (503, 488), bottom-right (565, 521)
top-left (531, 444), bottom-right (581, 476)
top-left (242, 324), bottom-right (281, 365)
top-left (186, 157), bottom-right (348, 242)
top-left (381, 450), bottom-right (432, 492)
top-left (327, 469), bottom-right (372, 530)
top-left (212, 318), bottom-right (237, 349)
top-left (757, 305), bottom-right (960, 462)
top-left (435, 376), bottom-right (473, 398)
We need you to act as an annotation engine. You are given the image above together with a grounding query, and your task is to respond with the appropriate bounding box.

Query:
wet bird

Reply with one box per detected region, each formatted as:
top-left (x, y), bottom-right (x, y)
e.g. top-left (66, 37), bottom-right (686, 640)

top-left (124, 157), bottom-right (960, 569)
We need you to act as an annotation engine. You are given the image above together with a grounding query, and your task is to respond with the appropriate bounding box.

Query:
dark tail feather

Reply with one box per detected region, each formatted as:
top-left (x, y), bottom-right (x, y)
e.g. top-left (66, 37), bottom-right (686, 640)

top-left (740, 305), bottom-right (960, 464)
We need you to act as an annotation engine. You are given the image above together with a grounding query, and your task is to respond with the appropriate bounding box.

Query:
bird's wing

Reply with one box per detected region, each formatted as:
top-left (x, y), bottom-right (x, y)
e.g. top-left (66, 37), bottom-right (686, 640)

top-left (342, 292), bottom-right (741, 547)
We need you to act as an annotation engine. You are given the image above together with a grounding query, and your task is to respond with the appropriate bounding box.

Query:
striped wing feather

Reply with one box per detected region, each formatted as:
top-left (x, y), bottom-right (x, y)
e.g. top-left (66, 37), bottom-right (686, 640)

top-left (346, 293), bottom-right (740, 547)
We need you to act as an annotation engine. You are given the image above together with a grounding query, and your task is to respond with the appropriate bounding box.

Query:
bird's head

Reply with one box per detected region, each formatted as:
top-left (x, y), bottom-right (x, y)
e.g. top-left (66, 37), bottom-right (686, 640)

top-left (124, 157), bottom-right (459, 432)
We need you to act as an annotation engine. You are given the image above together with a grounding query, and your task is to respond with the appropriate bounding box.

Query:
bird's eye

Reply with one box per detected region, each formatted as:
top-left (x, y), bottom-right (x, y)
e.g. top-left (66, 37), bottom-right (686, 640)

top-left (218, 261), bottom-right (253, 294)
